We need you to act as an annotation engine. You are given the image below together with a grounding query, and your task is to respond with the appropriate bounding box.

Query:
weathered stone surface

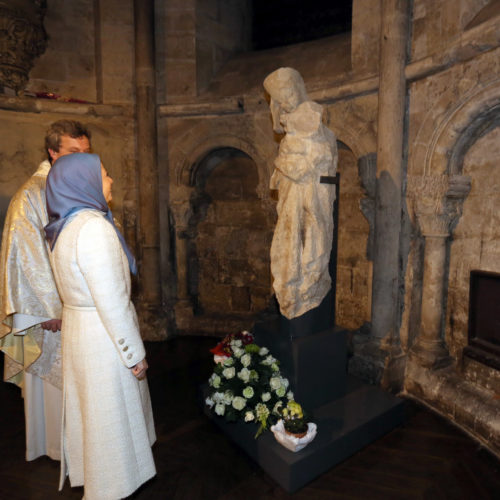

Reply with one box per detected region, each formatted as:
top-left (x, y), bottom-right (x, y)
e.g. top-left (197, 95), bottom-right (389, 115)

top-left (410, 0), bottom-right (491, 62)
top-left (0, 0), bottom-right (48, 93)
top-left (264, 67), bottom-right (338, 319)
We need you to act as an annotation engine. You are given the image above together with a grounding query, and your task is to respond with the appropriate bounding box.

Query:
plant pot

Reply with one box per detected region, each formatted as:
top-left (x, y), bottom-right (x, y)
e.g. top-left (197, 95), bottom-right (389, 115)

top-left (284, 428), bottom-right (307, 439)
top-left (271, 419), bottom-right (317, 452)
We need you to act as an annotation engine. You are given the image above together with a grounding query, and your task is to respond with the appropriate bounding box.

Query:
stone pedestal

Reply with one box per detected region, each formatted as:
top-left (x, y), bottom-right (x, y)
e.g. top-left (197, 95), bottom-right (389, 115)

top-left (203, 308), bottom-right (406, 492)
top-left (203, 377), bottom-right (406, 493)
top-left (253, 321), bottom-right (347, 410)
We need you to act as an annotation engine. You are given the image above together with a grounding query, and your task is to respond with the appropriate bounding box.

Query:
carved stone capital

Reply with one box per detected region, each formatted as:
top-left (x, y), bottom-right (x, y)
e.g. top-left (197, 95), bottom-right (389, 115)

top-left (407, 175), bottom-right (471, 237)
top-left (0, 1), bottom-right (47, 93)
top-left (170, 200), bottom-right (191, 233)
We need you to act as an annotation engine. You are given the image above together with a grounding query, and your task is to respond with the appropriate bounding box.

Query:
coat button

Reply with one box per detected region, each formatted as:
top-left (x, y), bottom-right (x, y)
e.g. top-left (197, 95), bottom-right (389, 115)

top-left (118, 339), bottom-right (125, 345)
top-left (127, 353), bottom-right (132, 360)
top-left (123, 346), bottom-right (129, 352)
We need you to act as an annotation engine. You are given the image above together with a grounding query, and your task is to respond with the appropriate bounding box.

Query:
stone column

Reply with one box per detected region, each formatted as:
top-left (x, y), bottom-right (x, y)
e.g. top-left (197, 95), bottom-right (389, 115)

top-left (134, 0), bottom-right (163, 336)
top-left (370, 0), bottom-right (410, 386)
top-left (0, 0), bottom-right (47, 94)
top-left (408, 175), bottom-right (471, 368)
top-left (170, 201), bottom-right (194, 331)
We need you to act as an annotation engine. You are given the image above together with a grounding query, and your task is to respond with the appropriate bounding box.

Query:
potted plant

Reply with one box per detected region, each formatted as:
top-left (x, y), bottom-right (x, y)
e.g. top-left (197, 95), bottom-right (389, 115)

top-left (270, 400), bottom-right (317, 452)
top-left (281, 401), bottom-right (309, 437)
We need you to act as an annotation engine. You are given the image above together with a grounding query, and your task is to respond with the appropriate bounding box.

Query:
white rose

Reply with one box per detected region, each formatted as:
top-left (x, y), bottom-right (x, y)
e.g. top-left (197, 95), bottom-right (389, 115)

top-left (261, 355), bottom-right (276, 366)
top-left (222, 367), bottom-right (236, 379)
top-left (223, 357), bottom-right (234, 367)
top-left (209, 373), bottom-right (221, 388)
top-left (232, 347), bottom-right (244, 358)
top-left (243, 386), bottom-right (255, 398)
top-left (287, 391), bottom-right (294, 400)
top-left (212, 391), bottom-right (224, 403)
top-left (230, 339), bottom-right (242, 348)
top-left (205, 397), bottom-right (214, 408)
top-left (259, 347), bottom-right (269, 356)
top-left (270, 376), bottom-right (281, 390)
top-left (215, 403), bottom-right (225, 416)
top-left (232, 396), bottom-right (246, 411)
top-left (261, 392), bottom-right (271, 402)
top-left (281, 378), bottom-right (289, 389)
top-left (237, 367), bottom-right (251, 383)
top-left (241, 353), bottom-right (252, 367)
top-left (244, 411), bottom-right (255, 422)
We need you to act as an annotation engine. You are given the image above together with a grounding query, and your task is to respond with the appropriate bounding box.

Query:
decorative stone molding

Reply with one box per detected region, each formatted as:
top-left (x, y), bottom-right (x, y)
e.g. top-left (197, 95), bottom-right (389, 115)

top-left (407, 175), bottom-right (471, 236)
top-left (0, 0), bottom-right (47, 93)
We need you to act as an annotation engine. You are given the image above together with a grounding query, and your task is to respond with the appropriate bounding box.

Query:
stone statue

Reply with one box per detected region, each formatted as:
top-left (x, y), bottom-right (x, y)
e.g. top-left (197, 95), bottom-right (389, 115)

top-left (264, 67), bottom-right (337, 319)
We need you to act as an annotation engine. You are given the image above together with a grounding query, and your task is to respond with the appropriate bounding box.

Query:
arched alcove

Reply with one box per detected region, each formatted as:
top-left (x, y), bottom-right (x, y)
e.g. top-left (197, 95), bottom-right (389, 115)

top-left (185, 147), bottom-right (274, 326)
top-left (447, 124), bottom-right (500, 358)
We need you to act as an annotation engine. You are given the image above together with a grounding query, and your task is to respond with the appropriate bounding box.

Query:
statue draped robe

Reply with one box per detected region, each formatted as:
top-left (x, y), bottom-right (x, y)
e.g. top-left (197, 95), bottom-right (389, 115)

top-left (270, 101), bottom-right (337, 319)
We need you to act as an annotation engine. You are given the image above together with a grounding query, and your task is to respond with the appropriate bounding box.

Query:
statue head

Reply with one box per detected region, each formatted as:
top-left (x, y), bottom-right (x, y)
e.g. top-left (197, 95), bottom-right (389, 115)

top-left (263, 67), bottom-right (309, 134)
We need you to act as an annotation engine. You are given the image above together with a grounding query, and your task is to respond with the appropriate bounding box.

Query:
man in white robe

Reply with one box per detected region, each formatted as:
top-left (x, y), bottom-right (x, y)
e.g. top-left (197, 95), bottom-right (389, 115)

top-left (0, 120), bottom-right (91, 461)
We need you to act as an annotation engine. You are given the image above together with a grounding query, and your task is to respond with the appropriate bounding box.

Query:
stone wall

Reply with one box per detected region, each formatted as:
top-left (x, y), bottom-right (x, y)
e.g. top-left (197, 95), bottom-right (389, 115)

top-left (155, 0), bottom-right (251, 101)
top-left (196, 0), bottom-right (251, 94)
top-left (0, 102), bottom-right (136, 241)
top-left (26, 0), bottom-right (135, 104)
top-left (0, 0), bottom-right (137, 228)
top-left (402, 2), bottom-right (500, 456)
top-left (0, 1), bottom-right (140, 327)
top-left (411, 0), bottom-right (491, 61)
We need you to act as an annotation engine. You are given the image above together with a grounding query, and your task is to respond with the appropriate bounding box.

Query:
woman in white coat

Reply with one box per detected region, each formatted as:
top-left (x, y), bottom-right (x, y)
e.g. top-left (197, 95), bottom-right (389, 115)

top-left (44, 153), bottom-right (156, 499)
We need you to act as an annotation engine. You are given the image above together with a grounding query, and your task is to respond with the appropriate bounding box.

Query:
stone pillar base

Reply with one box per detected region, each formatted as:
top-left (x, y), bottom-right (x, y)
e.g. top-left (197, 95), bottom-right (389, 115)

top-left (409, 340), bottom-right (452, 370)
top-left (348, 332), bottom-right (406, 391)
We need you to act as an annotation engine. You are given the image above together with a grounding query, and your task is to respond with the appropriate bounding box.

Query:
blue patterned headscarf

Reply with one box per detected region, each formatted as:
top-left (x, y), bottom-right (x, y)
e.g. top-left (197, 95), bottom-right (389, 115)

top-left (44, 153), bottom-right (137, 275)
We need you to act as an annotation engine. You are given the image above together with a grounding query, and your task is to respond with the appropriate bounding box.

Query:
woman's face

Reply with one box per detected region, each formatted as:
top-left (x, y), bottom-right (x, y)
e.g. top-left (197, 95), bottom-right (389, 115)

top-left (101, 164), bottom-right (113, 203)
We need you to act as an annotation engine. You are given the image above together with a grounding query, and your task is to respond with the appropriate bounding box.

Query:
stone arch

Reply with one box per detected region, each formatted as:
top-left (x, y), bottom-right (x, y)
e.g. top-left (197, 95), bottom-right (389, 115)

top-left (326, 112), bottom-right (377, 160)
top-left (169, 133), bottom-right (276, 334)
top-left (405, 77), bottom-right (500, 369)
top-left (174, 133), bottom-right (270, 198)
top-left (411, 76), bottom-right (500, 177)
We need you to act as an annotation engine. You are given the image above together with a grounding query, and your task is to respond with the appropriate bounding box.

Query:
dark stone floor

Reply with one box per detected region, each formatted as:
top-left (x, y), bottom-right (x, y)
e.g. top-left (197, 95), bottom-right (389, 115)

top-left (1, 336), bottom-right (499, 499)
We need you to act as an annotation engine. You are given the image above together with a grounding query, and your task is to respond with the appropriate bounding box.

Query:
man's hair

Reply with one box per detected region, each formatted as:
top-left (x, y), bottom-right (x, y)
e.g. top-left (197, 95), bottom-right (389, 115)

top-left (45, 120), bottom-right (91, 160)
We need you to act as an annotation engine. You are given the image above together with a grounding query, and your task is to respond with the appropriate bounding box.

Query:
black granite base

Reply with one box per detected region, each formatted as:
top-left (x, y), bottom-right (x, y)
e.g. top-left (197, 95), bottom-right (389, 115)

top-left (203, 311), bottom-right (406, 492)
top-left (203, 377), bottom-right (406, 493)
top-left (253, 324), bottom-right (348, 409)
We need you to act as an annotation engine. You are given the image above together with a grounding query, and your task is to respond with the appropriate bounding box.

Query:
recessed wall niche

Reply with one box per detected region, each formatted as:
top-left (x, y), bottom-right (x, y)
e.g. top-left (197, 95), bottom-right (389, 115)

top-left (186, 147), bottom-right (274, 326)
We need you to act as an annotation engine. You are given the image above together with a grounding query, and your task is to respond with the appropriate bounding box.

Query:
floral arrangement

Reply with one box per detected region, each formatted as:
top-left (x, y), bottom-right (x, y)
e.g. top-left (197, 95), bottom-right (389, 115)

top-left (205, 331), bottom-right (294, 438)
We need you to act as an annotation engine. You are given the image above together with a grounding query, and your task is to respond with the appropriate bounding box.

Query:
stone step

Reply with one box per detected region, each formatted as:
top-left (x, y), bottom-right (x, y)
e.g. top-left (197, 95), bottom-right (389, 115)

top-left (203, 377), bottom-right (407, 493)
